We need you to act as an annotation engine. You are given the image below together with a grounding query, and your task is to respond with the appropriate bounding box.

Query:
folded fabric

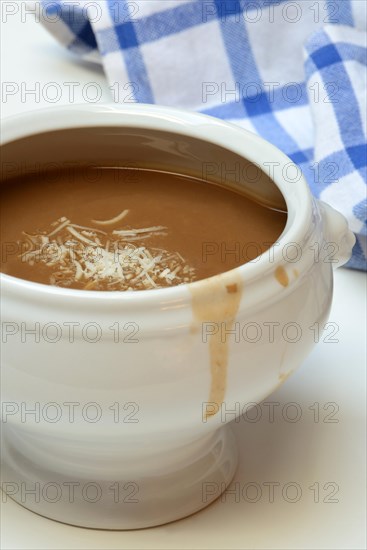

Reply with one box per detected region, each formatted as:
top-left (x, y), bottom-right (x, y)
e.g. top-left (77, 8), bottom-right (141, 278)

top-left (28, 0), bottom-right (367, 269)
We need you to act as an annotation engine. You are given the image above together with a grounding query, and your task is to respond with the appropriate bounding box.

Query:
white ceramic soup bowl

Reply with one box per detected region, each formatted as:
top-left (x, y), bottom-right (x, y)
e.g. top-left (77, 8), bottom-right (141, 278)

top-left (0, 104), bottom-right (355, 529)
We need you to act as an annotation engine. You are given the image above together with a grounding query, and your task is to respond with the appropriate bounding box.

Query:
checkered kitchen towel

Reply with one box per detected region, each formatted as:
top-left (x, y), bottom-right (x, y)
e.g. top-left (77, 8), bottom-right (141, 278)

top-left (29, 0), bottom-right (367, 269)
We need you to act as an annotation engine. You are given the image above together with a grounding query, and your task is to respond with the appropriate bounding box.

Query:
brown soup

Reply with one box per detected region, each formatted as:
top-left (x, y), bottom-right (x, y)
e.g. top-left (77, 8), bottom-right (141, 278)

top-left (1, 155), bottom-right (287, 292)
top-left (0, 127), bottom-right (287, 290)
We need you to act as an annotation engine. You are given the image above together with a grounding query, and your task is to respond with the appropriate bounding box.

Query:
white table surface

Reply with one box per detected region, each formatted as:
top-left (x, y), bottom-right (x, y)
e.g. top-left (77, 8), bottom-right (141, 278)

top-left (1, 8), bottom-right (366, 550)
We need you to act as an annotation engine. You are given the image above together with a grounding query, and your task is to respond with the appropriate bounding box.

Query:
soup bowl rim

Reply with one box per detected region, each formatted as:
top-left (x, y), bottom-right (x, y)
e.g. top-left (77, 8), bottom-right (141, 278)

top-left (0, 102), bottom-right (314, 303)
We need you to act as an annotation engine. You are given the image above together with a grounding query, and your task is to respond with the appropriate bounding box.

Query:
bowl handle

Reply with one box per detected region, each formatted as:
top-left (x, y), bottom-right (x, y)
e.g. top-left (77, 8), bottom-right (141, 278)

top-left (317, 200), bottom-right (356, 269)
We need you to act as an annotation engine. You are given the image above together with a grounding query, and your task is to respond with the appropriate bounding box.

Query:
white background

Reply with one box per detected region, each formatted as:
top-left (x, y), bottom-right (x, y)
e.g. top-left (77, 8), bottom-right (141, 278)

top-left (1, 6), bottom-right (366, 550)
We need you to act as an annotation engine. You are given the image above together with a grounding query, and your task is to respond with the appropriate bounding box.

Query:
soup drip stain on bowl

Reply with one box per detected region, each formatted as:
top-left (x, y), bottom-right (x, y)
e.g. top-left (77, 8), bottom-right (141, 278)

top-left (275, 266), bottom-right (289, 287)
top-left (190, 271), bottom-right (243, 419)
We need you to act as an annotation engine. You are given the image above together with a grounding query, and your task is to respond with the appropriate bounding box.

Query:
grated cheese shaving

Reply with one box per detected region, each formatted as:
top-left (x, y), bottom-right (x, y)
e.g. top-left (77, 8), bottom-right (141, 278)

top-left (92, 209), bottom-right (130, 226)
top-left (66, 226), bottom-right (99, 246)
top-left (113, 226), bottom-right (167, 236)
top-left (47, 219), bottom-right (71, 237)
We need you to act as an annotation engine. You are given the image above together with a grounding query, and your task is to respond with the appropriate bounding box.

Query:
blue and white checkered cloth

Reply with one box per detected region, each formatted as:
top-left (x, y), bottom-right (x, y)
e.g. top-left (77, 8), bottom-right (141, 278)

top-left (30, 0), bottom-right (367, 269)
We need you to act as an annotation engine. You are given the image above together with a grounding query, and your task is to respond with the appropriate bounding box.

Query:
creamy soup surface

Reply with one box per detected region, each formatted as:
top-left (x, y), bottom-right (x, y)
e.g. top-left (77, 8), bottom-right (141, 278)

top-left (0, 167), bottom-right (287, 290)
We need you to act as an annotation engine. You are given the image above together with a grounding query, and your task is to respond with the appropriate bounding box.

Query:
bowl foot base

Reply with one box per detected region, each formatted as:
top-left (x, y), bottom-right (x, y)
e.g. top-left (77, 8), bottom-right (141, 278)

top-left (1, 425), bottom-right (238, 529)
